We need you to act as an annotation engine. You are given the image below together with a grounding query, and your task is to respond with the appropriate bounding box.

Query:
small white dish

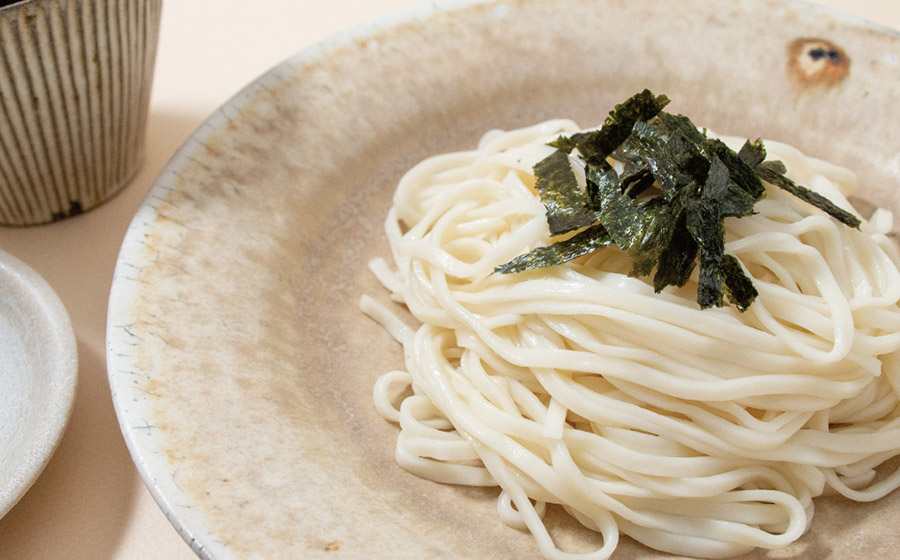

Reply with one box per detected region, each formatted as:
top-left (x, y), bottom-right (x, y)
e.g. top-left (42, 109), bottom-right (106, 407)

top-left (0, 248), bottom-right (77, 519)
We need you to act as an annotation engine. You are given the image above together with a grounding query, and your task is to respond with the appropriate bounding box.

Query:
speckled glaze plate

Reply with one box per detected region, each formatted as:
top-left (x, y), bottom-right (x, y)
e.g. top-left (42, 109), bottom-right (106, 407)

top-left (106, 1), bottom-right (900, 558)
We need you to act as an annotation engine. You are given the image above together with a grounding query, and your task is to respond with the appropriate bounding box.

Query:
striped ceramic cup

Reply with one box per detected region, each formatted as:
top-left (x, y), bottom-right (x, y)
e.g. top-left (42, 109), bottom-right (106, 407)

top-left (0, 0), bottom-right (162, 226)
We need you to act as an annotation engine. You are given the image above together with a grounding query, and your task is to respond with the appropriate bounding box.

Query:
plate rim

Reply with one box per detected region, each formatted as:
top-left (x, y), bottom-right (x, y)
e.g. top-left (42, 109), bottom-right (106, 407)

top-left (0, 248), bottom-right (77, 520)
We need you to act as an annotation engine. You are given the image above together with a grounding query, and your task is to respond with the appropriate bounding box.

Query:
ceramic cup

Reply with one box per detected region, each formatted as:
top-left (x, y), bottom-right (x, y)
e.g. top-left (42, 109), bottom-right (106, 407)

top-left (0, 0), bottom-right (162, 226)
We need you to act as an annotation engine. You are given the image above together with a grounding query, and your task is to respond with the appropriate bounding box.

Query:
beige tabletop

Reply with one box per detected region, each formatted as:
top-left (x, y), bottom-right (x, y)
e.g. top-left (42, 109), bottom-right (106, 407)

top-left (0, 0), bottom-right (898, 558)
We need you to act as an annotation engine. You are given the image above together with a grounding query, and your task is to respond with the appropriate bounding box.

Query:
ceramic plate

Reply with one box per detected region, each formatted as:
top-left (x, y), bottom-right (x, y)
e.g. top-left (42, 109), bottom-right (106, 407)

top-left (107, 0), bottom-right (900, 558)
top-left (0, 249), bottom-right (77, 519)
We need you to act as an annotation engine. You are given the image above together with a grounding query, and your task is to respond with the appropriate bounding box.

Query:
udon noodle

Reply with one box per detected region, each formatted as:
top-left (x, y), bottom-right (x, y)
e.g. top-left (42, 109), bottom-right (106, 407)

top-left (360, 119), bottom-right (900, 559)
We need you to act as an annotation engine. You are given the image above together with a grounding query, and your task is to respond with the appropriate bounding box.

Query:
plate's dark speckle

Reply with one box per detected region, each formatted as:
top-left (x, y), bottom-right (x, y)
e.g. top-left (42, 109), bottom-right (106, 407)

top-left (787, 37), bottom-right (850, 87)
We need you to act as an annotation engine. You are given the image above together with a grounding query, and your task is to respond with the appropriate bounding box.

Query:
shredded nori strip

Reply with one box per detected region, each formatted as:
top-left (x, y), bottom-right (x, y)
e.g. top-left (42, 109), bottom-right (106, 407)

top-left (533, 149), bottom-right (598, 235)
top-left (651, 210), bottom-right (698, 291)
top-left (722, 254), bottom-right (758, 311)
top-left (756, 161), bottom-right (861, 228)
top-left (551, 89), bottom-right (670, 166)
top-left (495, 90), bottom-right (861, 310)
top-left (737, 138), bottom-right (767, 169)
top-left (494, 224), bottom-right (613, 274)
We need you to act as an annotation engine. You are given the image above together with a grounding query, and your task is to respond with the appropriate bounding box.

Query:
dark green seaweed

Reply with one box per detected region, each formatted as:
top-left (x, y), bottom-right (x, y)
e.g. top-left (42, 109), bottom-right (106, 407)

top-left (533, 149), bottom-right (599, 235)
top-left (550, 89), bottom-right (670, 166)
top-left (756, 161), bottom-right (861, 229)
top-left (495, 90), bottom-right (860, 310)
top-left (494, 224), bottom-right (613, 274)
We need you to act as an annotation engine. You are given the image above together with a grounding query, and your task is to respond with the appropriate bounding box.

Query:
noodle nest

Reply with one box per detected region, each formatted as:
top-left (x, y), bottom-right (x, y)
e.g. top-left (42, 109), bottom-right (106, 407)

top-left (361, 120), bottom-right (900, 559)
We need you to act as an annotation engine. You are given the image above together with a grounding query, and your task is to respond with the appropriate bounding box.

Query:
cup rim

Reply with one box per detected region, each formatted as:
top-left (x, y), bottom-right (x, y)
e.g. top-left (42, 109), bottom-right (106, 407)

top-left (0, 0), bottom-right (35, 11)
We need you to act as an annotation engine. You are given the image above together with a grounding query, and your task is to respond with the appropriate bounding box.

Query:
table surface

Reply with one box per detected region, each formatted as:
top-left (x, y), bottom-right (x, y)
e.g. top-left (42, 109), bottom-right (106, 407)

top-left (0, 1), bottom-right (897, 558)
